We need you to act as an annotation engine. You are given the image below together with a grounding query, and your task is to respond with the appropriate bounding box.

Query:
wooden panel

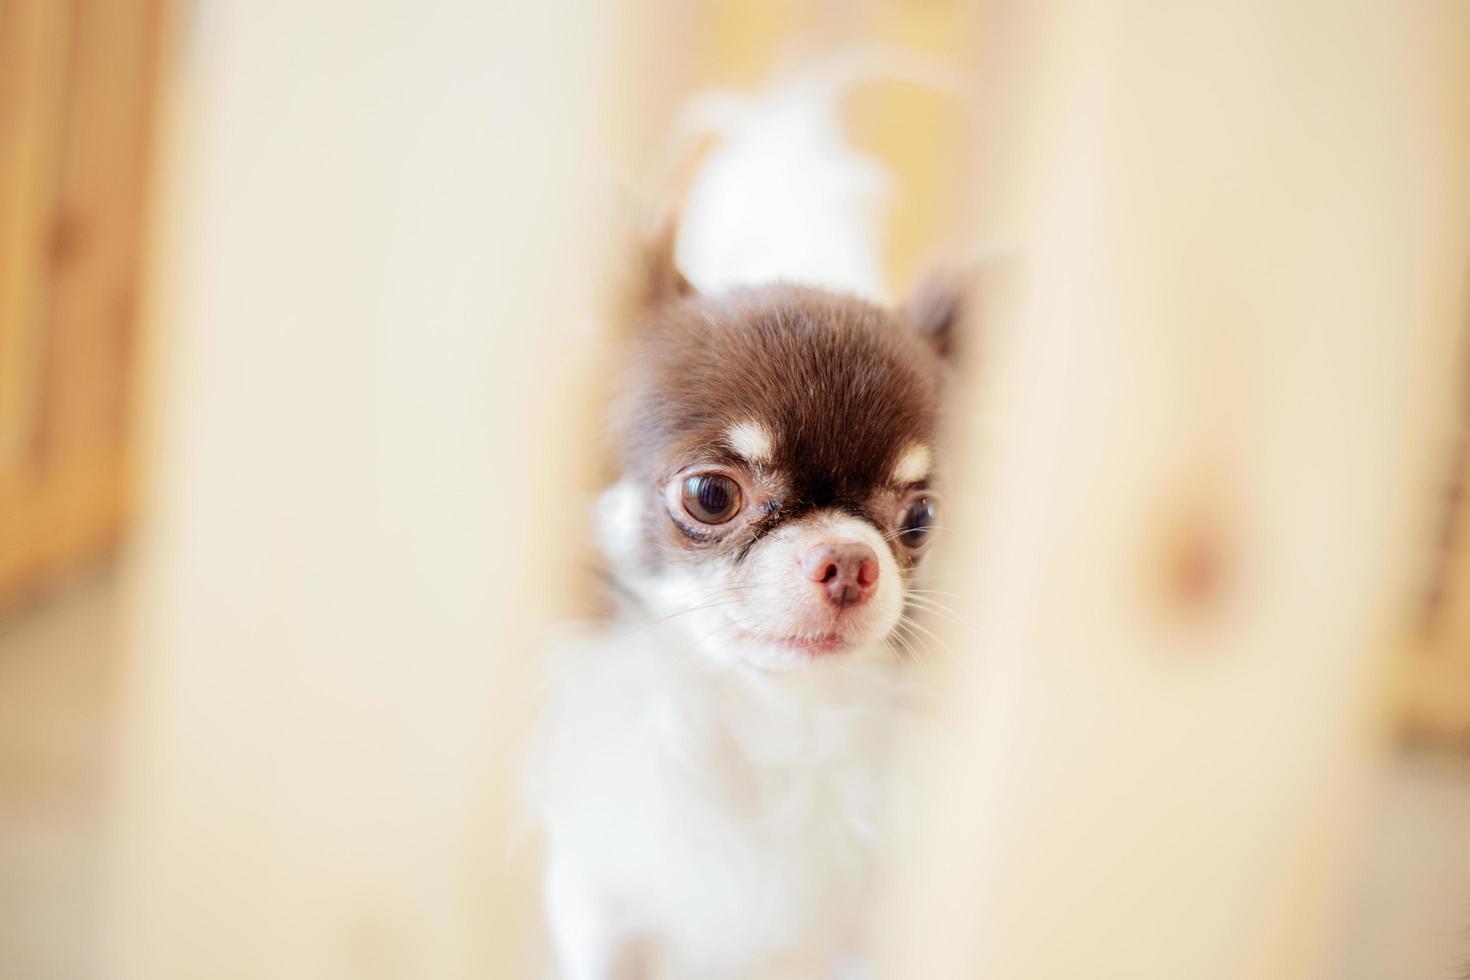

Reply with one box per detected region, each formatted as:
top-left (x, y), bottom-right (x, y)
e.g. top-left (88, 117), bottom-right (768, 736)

top-left (0, 0), bottom-right (169, 611)
top-left (104, 4), bottom-right (655, 976)
top-left (1402, 386), bottom-right (1470, 743)
top-left (881, 2), bottom-right (1470, 976)
top-left (0, 0), bottom-right (72, 473)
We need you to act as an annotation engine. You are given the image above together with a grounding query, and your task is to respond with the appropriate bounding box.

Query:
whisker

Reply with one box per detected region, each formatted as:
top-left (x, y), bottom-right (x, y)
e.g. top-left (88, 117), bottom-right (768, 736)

top-left (880, 523), bottom-right (952, 544)
top-left (887, 625), bottom-right (936, 684)
top-left (897, 622), bottom-right (947, 685)
top-left (898, 613), bottom-right (957, 658)
top-left (903, 596), bottom-right (975, 631)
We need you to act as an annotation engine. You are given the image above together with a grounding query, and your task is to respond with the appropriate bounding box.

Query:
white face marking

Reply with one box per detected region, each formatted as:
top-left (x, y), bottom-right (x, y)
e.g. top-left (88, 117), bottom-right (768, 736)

top-left (596, 480), bottom-right (645, 568)
top-left (892, 443), bottom-right (932, 485)
top-left (637, 510), bottom-right (905, 672)
top-left (725, 420), bottom-right (775, 466)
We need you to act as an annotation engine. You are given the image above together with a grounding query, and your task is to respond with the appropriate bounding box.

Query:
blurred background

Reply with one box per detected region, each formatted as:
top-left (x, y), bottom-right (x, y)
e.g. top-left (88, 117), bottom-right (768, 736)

top-left (1, 1), bottom-right (1468, 978)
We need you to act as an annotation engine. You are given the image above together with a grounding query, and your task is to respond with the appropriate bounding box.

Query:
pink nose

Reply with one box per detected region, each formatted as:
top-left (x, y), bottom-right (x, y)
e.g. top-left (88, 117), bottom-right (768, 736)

top-left (801, 542), bottom-right (880, 608)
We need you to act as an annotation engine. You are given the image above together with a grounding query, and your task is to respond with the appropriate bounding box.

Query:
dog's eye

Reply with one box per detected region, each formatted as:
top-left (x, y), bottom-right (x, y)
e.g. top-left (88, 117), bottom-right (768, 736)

top-left (896, 495), bottom-right (937, 551)
top-left (681, 473), bottom-right (743, 525)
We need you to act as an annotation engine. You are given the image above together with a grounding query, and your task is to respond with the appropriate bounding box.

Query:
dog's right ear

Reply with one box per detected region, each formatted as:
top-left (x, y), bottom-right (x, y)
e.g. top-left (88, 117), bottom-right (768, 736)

top-left (641, 207), bottom-right (694, 309)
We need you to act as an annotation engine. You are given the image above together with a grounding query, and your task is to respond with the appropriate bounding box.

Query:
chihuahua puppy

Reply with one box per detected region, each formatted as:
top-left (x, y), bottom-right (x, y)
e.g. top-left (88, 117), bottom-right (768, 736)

top-left (529, 227), bottom-right (960, 980)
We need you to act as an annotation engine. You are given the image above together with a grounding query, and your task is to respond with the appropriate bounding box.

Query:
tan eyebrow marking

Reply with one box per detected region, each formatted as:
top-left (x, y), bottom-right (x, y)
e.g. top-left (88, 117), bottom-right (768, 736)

top-left (892, 443), bottom-right (932, 484)
top-left (725, 420), bottom-right (775, 464)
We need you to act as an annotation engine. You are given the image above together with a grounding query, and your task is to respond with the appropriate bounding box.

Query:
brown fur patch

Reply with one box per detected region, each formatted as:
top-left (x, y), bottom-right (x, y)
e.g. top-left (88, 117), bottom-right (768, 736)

top-left (613, 283), bottom-right (944, 570)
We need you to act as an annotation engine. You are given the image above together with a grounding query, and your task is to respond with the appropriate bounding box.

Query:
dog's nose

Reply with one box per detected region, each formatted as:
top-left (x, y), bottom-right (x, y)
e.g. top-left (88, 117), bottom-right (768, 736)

top-left (801, 542), bottom-right (880, 608)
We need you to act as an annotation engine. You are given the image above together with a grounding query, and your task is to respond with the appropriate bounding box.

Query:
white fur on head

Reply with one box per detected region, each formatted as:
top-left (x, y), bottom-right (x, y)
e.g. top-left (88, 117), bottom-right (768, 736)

top-left (596, 480), bottom-right (646, 571)
top-left (892, 442), bottom-right (932, 485)
top-left (725, 419), bottom-right (775, 465)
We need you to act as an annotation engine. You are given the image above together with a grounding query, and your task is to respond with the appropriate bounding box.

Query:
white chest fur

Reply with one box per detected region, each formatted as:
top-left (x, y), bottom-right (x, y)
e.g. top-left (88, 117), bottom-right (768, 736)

top-left (529, 620), bottom-right (909, 979)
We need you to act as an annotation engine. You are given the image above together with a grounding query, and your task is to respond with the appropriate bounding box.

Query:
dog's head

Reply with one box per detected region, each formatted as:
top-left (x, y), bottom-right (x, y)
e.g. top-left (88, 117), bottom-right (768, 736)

top-left (599, 236), bottom-right (962, 671)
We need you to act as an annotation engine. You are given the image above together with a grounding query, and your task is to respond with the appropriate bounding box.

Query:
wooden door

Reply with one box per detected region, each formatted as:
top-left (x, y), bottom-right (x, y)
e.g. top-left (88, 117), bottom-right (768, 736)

top-left (0, 0), bottom-right (170, 609)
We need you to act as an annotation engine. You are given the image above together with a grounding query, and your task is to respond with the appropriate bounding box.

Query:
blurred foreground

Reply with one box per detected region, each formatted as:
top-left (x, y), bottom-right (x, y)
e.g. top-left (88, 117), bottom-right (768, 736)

top-left (6, 574), bottom-right (1470, 976)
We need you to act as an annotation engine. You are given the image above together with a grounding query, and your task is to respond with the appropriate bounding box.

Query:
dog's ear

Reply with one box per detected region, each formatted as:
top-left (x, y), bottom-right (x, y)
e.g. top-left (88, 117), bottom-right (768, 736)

top-left (905, 266), bottom-right (969, 360)
top-left (641, 206), bottom-right (694, 309)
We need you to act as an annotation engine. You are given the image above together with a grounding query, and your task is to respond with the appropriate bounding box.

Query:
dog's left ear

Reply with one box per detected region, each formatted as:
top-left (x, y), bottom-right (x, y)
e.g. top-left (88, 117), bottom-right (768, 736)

top-left (899, 268), bottom-right (970, 359)
top-left (905, 267), bottom-right (969, 360)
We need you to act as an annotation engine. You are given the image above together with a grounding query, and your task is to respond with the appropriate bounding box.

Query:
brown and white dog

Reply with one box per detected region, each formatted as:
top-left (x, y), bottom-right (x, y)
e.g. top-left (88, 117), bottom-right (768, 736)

top-left (528, 228), bottom-right (961, 979)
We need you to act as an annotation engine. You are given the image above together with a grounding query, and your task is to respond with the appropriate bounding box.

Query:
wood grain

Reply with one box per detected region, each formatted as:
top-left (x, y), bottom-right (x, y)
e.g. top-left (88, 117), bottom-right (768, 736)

top-left (0, 0), bottom-right (169, 611)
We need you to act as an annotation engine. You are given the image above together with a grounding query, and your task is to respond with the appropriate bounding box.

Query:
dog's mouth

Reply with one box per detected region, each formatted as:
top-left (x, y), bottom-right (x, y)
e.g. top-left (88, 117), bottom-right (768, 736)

top-left (714, 573), bottom-right (897, 660)
top-left (774, 632), bottom-right (849, 655)
top-left (731, 627), bottom-right (852, 656)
